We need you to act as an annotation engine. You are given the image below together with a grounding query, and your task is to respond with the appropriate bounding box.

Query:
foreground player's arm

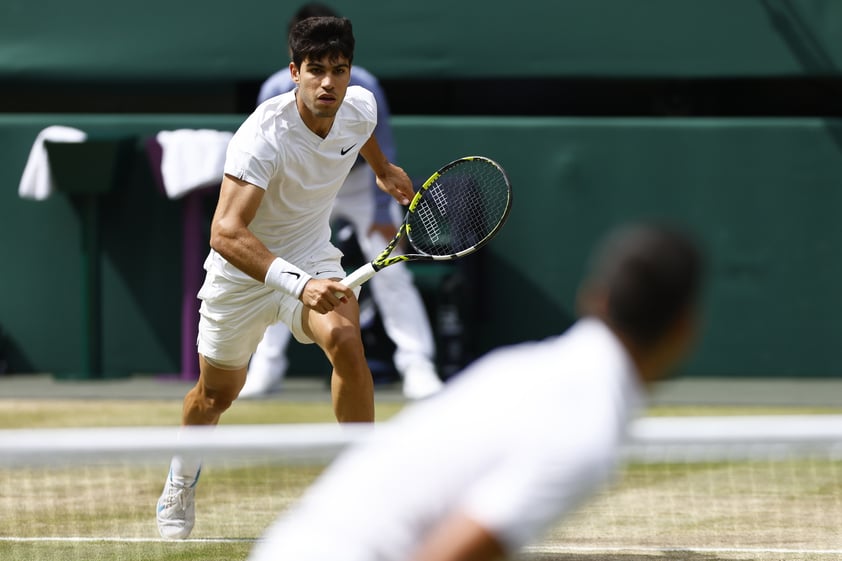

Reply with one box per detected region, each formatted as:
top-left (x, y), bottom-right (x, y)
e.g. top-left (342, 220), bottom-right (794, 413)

top-left (359, 135), bottom-right (413, 206)
top-left (409, 510), bottom-right (505, 561)
top-left (211, 174), bottom-right (351, 313)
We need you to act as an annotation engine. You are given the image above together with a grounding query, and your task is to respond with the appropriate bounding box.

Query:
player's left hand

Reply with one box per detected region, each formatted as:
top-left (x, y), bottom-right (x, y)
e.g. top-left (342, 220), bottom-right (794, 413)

top-left (376, 163), bottom-right (414, 206)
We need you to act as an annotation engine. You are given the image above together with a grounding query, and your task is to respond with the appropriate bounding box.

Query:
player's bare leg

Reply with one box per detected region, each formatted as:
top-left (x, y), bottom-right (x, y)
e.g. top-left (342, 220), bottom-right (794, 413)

top-left (182, 357), bottom-right (247, 426)
top-left (157, 358), bottom-right (246, 539)
top-left (303, 297), bottom-right (374, 423)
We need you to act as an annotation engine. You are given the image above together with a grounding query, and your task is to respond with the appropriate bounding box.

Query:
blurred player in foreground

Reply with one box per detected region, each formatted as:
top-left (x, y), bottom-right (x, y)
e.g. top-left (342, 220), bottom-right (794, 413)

top-left (248, 222), bottom-right (705, 561)
top-left (242, 2), bottom-right (442, 401)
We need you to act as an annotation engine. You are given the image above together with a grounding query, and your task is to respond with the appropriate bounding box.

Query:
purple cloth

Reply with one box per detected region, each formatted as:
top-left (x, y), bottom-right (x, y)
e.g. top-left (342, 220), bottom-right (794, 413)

top-left (146, 136), bottom-right (212, 380)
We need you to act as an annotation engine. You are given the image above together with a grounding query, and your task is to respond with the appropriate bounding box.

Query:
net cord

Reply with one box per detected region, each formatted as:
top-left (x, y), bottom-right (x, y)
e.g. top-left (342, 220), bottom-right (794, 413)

top-left (1, 416), bottom-right (841, 467)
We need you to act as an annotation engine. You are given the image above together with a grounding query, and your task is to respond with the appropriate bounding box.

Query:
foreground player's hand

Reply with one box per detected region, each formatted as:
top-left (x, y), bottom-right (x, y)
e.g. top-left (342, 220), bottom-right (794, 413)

top-left (300, 279), bottom-right (353, 314)
top-left (376, 163), bottom-right (414, 206)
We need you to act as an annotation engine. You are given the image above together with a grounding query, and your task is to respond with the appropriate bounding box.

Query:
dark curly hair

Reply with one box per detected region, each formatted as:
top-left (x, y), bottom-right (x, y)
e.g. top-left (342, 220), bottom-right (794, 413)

top-left (288, 15), bottom-right (354, 69)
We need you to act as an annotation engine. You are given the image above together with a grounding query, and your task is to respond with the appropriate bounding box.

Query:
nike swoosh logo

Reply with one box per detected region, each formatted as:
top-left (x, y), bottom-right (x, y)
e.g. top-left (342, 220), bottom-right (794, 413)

top-left (282, 271), bottom-right (301, 279)
top-left (340, 144), bottom-right (357, 156)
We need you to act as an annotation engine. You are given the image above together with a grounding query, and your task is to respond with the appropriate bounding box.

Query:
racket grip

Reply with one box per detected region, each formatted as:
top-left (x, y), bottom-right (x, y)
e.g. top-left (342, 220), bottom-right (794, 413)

top-left (333, 263), bottom-right (377, 298)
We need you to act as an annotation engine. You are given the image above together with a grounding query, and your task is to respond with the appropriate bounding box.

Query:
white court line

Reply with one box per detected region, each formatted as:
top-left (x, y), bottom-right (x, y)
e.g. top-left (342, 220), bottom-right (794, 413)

top-left (4, 538), bottom-right (841, 555)
top-left (525, 544), bottom-right (842, 556)
top-left (0, 537), bottom-right (255, 543)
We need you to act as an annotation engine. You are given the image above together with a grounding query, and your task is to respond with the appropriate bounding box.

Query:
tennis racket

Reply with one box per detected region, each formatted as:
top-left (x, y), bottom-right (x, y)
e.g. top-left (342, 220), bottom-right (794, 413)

top-left (337, 156), bottom-right (512, 294)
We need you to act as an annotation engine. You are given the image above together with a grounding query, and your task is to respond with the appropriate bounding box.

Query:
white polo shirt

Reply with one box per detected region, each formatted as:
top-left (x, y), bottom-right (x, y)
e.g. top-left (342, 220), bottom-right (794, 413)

top-left (216, 85), bottom-right (377, 281)
top-left (249, 318), bottom-right (645, 560)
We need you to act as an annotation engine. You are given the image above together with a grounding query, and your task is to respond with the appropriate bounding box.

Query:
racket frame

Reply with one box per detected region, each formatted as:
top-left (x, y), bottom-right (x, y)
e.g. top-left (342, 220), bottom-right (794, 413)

top-left (339, 156), bottom-right (512, 291)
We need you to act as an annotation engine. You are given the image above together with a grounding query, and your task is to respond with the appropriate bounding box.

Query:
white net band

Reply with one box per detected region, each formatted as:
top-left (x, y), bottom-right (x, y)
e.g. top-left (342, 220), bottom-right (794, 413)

top-left (3, 415), bottom-right (842, 466)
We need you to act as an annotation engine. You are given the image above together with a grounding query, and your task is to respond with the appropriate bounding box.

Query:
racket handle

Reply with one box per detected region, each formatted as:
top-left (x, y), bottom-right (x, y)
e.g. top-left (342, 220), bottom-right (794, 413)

top-left (333, 263), bottom-right (377, 298)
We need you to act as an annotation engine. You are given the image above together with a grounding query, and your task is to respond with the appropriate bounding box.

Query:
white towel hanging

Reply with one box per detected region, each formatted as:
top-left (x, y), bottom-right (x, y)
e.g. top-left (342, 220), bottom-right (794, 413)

top-left (18, 126), bottom-right (88, 201)
top-left (156, 129), bottom-right (233, 199)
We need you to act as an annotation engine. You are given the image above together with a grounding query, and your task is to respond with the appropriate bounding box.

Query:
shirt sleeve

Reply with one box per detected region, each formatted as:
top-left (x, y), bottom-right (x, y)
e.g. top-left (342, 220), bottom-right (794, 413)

top-left (223, 111), bottom-right (279, 190)
top-left (460, 415), bottom-right (621, 552)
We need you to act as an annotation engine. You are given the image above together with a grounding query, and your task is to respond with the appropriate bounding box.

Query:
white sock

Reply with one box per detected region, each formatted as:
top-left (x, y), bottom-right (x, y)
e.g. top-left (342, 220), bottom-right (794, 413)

top-left (170, 431), bottom-right (202, 485)
top-left (170, 454), bottom-right (202, 486)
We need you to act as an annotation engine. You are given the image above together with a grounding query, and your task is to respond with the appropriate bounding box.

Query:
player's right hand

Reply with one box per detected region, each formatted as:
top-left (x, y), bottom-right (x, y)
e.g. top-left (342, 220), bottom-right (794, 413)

top-left (299, 278), bottom-right (353, 314)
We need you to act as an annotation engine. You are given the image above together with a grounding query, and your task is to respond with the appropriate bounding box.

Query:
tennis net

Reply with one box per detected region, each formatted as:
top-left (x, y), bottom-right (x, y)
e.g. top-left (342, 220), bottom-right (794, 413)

top-left (545, 415), bottom-right (842, 560)
top-left (1, 417), bottom-right (841, 561)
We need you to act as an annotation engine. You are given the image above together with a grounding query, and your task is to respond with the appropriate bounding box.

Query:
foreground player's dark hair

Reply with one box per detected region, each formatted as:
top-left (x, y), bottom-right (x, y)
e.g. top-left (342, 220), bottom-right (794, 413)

top-left (585, 224), bottom-right (704, 347)
top-left (289, 16), bottom-right (355, 68)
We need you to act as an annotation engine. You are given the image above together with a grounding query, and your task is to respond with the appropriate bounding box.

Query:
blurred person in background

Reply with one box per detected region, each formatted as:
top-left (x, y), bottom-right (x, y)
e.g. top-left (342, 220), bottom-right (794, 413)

top-left (248, 222), bottom-right (706, 561)
top-left (241, 2), bottom-right (443, 401)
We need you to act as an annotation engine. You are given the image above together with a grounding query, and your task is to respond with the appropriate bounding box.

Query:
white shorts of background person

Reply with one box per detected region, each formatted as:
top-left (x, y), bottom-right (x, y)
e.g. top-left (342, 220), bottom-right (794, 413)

top-left (242, 164), bottom-right (442, 400)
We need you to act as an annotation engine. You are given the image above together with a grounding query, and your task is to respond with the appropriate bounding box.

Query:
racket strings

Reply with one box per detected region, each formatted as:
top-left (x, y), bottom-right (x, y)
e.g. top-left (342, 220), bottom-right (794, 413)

top-left (408, 160), bottom-right (510, 256)
top-left (415, 197), bottom-right (442, 245)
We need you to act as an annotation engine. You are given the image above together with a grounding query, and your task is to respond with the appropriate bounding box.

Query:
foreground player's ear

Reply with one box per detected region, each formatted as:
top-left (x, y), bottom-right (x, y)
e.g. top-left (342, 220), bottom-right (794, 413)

top-left (575, 284), bottom-right (608, 321)
top-left (664, 306), bottom-right (701, 369)
top-left (290, 62), bottom-right (300, 83)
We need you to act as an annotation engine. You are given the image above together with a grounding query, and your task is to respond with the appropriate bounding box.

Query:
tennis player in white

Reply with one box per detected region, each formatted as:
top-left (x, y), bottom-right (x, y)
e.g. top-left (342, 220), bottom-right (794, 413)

top-left (248, 223), bottom-right (705, 561)
top-left (242, 3), bottom-right (442, 401)
top-left (156, 16), bottom-right (415, 539)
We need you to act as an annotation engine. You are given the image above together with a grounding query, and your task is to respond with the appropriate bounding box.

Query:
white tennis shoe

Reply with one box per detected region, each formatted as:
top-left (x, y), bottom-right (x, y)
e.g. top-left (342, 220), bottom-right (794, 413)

top-left (156, 468), bottom-right (200, 539)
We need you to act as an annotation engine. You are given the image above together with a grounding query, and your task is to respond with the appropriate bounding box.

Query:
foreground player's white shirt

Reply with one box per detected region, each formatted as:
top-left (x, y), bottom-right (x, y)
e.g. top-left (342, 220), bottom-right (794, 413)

top-left (212, 85), bottom-right (377, 282)
top-left (249, 318), bottom-right (645, 560)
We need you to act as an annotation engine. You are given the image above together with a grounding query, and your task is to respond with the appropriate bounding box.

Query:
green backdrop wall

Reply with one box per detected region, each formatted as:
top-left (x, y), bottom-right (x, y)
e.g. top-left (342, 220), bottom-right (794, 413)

top-left (393, 116), bottom-right (842, 377)
top-left (1, 114), bottom-right (841, 378)
top-left (2, 0), bottom-right (842, 81)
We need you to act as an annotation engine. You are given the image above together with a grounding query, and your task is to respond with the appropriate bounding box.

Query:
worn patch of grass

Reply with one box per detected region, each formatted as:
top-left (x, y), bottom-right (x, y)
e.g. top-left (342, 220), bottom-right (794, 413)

top-left (0, 541), bottom-right (253, 561)
top-left (0, 399), bottom-right (405, 429)
top-left (646, 405), bottom-right (842, 416)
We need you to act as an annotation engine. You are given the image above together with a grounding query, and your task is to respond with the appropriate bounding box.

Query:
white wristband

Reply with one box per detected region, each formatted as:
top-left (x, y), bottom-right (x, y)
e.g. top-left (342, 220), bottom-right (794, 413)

top-left (264, 257), bottom-right (312, 298)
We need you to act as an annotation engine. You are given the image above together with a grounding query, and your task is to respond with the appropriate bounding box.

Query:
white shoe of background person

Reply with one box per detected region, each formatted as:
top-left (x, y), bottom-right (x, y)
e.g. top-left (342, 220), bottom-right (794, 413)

top-left (156, 468), bottom-right (200, 539)
top-left (401, 360), bottom-right (443, 400)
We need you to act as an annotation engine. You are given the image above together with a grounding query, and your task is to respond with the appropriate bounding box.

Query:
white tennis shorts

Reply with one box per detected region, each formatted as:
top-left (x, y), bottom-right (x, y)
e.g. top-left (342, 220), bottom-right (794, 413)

top-left (196, 252), bottom-right (347, 370)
